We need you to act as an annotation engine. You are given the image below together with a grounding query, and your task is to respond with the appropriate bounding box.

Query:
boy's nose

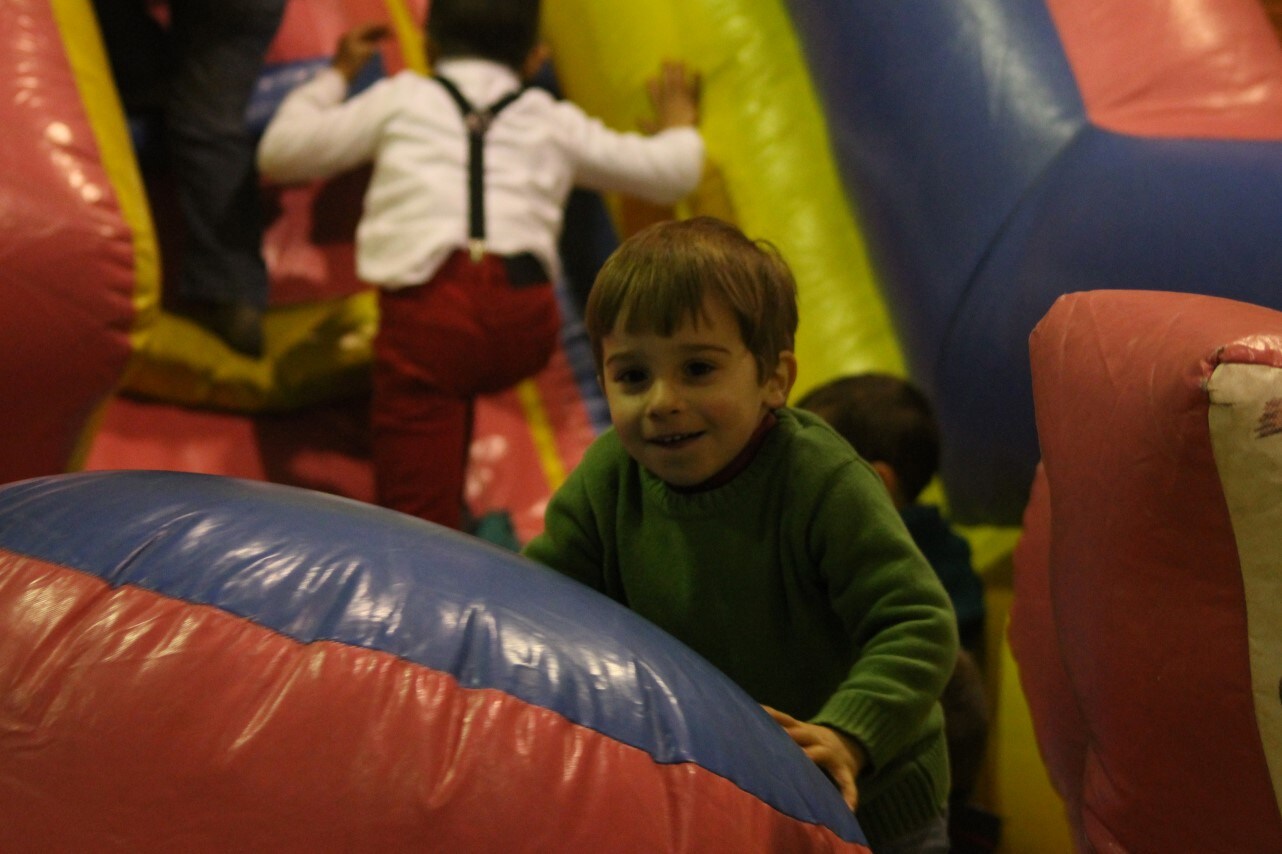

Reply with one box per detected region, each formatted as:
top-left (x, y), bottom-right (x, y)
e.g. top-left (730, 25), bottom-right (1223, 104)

top-left (646, 380), bottom-right (683, 415)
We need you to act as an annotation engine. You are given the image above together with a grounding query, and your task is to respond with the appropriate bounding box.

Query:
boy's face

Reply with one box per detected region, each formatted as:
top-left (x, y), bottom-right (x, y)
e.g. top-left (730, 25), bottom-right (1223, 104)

top-left (599, 297), bottom-right (795, 487)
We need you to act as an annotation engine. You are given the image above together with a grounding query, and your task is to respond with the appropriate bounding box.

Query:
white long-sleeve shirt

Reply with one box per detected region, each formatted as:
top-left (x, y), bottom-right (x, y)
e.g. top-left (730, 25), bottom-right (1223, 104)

top-left (257, 58), bottom-right (704, 288)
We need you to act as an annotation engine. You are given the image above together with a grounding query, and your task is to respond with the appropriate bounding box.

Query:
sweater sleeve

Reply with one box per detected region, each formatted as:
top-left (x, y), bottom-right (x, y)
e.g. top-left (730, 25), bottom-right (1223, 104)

top-left (256, 67), bottom-right (395, 184)
top-left (806, 460), bottom-right (960, 773)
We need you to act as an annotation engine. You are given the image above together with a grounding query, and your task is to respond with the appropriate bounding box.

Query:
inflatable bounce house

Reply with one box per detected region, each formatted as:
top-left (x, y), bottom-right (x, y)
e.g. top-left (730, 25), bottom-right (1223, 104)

top-left (5, 0), bottom-right (1282, 849)
top-left (1012, 291), bottom-right (1282, 852)
top-left (0, 469), bottom-right (868, 849)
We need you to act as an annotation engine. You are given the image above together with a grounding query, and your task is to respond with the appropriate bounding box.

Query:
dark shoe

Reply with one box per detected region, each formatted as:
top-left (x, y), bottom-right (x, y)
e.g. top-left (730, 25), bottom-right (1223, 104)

top-left (170, 298), bottom-right (265, 358)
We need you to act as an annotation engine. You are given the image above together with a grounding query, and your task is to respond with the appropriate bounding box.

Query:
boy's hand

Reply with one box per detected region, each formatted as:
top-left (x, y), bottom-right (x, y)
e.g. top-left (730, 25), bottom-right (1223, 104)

top-left (641, 60), bottom-right (701, 133)
top-left (333, 23), bottom-right (391, 83)
top-left (764, 705), bottom-right (867, 812)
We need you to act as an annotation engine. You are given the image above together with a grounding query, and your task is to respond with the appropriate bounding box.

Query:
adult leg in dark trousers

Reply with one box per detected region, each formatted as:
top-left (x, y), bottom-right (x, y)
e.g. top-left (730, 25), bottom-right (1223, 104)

top-left (92, 0), bottom-right (286, 357)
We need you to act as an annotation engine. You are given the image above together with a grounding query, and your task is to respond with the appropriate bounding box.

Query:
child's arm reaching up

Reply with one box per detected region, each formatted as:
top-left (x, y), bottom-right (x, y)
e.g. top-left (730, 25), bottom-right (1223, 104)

top-left (257, 22), bottom-right (397, 184)
top-left (764, 705), bottom-right (868, 811)
top-left (332, 22), bottom-right (390, 83)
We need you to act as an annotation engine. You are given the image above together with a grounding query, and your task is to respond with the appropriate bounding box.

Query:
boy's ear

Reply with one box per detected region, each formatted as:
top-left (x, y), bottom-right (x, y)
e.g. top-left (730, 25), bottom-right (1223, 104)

top-left (522, 43), bottom-right (551, 80)
top-left (869, 461), bottom-right (905, 509)
top-left (765, 351), bottom-right (798, 408)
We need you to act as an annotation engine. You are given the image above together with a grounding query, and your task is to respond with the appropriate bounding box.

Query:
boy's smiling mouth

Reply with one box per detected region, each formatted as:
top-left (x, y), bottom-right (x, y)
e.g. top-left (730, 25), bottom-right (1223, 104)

top-left (649, 431), bottom-right (704, 447)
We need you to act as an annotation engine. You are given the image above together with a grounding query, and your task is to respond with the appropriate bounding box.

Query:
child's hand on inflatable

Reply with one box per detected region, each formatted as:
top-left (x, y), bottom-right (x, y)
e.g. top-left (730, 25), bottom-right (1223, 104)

top-left (764, 705), bottom-right (866, 812)
top-left (642, 60), bottom-right (701, 133)
top-left (333, 22), bottom-right (391, 82)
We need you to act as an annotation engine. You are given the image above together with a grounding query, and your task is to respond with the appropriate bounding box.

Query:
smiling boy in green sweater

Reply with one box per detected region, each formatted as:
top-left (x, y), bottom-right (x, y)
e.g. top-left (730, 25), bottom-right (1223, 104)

top-left (522, 216), bottom-right (958, 852)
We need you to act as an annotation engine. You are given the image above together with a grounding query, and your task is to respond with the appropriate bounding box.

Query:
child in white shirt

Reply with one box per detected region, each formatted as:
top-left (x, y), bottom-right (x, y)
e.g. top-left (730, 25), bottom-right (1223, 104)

top-left (257, 0), bottom-right (702, 529)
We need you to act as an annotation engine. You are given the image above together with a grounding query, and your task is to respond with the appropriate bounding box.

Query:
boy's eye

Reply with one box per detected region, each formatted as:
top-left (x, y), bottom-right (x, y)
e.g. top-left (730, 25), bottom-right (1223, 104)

top-left (613, 367), bottom-right (648, 386)
top-left (685, 360), bottom-right (716, 378)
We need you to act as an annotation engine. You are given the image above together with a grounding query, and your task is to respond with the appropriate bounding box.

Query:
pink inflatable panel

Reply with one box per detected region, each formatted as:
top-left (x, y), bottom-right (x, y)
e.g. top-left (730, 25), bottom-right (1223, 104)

top-left (1012, 290), bottom-right (1282, 852)
top-left (1047, 0), bottom-right (1282, 139)
top-left (0, 4), bottom-right (142, 482)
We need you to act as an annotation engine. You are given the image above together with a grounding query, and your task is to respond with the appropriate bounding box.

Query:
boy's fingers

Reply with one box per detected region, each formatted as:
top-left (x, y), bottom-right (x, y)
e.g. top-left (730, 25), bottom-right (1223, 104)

top-left (834, 762), bottom-right (859, 811)
top-left (763, 708), bottom-right (860, 812)
top-left (762, 705), bottom-right (796, 726)
top-left (806, 746), bottom-right (858, 810)
top-left (837, 774), bottom-right (857, 811)
top-left (345, 22), bottom-right (390, 50)
top-left (656, 61), bottom-right (692, 92)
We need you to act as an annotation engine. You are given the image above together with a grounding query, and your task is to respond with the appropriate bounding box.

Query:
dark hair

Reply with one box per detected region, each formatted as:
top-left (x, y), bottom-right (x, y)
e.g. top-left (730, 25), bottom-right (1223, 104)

top-left (585, 217), bottom-right (798, 381)
top-left (427, 0), bottom-right (541, 71)
top-left (796, 373), bottom-right (940, 502)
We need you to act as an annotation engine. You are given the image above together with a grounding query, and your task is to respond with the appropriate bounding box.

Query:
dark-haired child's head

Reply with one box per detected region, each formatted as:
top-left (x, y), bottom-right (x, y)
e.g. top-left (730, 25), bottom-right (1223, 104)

top-left (428, 0), bottom-right (542, 73)
top-left (797, 373), bottom-right (940, 505)
top-left (585, 217), bottom-right (799, 486)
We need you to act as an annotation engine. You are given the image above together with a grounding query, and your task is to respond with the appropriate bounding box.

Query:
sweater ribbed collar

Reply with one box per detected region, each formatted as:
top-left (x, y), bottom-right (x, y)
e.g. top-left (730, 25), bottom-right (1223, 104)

top-left (640, 408), bottom-right (793, 516)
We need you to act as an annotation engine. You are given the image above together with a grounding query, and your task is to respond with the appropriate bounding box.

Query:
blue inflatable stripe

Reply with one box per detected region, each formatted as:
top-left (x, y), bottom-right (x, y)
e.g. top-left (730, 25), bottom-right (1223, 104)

top-left (781, 0), bottom-right (1282, 524)
top-left (785, 0), bottom-right (1086, 376)
top-left (0, 471), bottom-right (862, 843)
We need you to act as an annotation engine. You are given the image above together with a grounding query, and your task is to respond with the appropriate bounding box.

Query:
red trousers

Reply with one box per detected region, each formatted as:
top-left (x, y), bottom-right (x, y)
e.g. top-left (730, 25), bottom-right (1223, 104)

top-left (371, 251), bottom-right (560, 529)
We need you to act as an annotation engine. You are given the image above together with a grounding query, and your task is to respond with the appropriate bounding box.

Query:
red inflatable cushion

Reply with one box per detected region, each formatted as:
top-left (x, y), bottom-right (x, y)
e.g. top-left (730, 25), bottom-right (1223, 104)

top-left (1013, 290), bottom-right (1282, 851)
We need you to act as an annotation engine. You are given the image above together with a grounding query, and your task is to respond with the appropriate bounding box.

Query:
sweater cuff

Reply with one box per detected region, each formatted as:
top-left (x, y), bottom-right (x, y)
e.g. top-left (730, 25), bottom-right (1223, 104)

top-left (856, 734), bottom-right (950, 844)
top-left (809, 690), bottom-right (926, 773)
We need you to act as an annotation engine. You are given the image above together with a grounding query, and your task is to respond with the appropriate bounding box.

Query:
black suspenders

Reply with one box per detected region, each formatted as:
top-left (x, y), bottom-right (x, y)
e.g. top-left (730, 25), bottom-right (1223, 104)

top-left (434, 75), bottom-right (525, 262)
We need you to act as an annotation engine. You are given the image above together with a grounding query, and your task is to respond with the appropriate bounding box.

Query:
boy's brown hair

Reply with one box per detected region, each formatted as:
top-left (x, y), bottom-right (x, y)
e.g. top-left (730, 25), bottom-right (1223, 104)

top-left (428, 0), bottom-right (542, 72)
top-left (585, 216), bottom-right (798, 381)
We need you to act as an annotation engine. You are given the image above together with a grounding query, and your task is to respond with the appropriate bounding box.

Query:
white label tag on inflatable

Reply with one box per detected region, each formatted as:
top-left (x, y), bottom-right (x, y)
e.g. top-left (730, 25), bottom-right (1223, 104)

top-left (1207, 361), bottom-right (1282, 819)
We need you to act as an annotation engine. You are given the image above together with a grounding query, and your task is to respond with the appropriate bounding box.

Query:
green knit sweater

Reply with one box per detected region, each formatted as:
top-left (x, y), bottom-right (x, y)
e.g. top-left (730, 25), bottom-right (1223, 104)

top-left (523, 408), bottom-right (958, 844)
